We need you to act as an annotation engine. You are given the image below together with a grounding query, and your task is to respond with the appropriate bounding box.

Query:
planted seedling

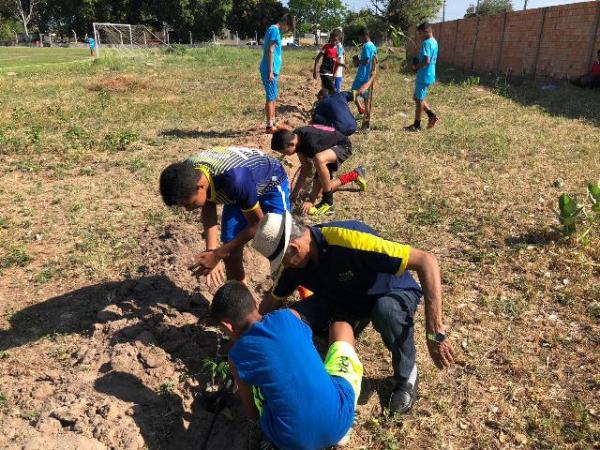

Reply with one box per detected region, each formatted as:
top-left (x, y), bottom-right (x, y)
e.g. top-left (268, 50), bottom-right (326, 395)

top-left (558, 193), bottom-right (583, 235)
top-left (588, 182), bottom-right (600, 214)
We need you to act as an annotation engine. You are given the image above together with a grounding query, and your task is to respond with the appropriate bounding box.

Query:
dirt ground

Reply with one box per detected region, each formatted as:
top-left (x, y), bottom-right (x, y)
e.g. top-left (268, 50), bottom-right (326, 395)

top-left (0, 47), bottom-right (599, 449)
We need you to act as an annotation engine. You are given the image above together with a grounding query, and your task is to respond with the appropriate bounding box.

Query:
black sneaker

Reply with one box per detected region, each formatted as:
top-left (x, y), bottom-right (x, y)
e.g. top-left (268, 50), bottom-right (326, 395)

top-left (389, 372), bottom-right (419, 414)
top-left (403, 124), bottom-right (421, 132)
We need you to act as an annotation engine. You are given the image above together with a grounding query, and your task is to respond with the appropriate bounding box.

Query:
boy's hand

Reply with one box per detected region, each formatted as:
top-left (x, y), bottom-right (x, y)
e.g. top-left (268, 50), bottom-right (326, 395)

top-left (190, 250), bottom-right (222, 276)
top-left (269, 71), bottom-right (275, 81)
top-left (301, 201), bottom-right (314, 215)
top-left (205, 262), bottom-right (226, 287)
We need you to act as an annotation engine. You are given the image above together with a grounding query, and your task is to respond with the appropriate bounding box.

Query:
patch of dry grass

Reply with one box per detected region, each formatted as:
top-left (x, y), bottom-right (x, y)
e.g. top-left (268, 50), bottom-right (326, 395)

top-left (0, 47), bottom-right (598, 449)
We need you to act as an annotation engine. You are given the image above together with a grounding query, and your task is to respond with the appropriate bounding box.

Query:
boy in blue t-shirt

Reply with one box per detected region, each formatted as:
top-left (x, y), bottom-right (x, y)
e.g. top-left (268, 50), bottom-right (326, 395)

top-left (86, 36), bottom-right (96, 57)
top-left (261, 14), bottom-right (295, 134)
top-left (351, 27), bottom-right (377, 118)
top-left (211, 281), bottom-right (363, 450)
top-left (405, 22), bottom-right (439, 132)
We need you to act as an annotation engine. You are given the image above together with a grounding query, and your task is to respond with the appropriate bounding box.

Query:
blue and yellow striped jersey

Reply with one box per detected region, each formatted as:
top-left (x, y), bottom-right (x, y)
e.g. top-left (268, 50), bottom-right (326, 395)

top-left (188, 147), bottom-right (287, 211)
top-left (273, 220), bottom-right (422, 314)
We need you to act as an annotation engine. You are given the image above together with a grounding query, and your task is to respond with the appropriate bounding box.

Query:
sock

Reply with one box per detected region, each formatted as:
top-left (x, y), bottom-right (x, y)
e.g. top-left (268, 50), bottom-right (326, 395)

top-left (267, 119), bottom-right (274, 128)
top-left (414, 120), bottom-right (421, 128)
top-left (321, 190), bottom-right (334, 205)
top-left (425, 109), bottom-right (436, 118)
top-left (338, 170), bottom-right (359, 186)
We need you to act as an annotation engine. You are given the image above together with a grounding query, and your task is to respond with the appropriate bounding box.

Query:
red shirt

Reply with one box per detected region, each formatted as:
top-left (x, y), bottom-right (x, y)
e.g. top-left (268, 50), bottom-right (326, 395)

top-left (319, 43), bottom-right (338, 75)
top-left (591, 61), bottom-right (600, 76)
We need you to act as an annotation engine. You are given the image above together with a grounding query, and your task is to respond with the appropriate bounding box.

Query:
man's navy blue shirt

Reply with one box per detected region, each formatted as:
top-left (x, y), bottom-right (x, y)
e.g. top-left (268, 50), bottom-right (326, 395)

top-left (313, 92), bottom-right (357, 136)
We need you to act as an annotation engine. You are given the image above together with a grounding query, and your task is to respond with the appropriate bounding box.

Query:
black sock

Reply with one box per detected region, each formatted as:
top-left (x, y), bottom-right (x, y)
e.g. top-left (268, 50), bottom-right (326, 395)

top-left (322, 190), bottom-right (334, 205)
top-left (414, 120), bottom-right (421, 128)
top-left (425, 109), bottom-right (436, 118)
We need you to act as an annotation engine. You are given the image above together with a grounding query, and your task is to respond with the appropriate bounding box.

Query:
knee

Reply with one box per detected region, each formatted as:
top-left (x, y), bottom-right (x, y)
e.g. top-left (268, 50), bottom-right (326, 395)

top-left (371, 297), bottom-right (397, 331)
top-left (314, 153), bottom-right (328, 166)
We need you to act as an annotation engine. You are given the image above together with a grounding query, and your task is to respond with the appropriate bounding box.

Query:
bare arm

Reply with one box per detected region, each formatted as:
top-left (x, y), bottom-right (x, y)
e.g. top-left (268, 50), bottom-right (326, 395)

top-left (406, 248), bottom-right (454, 369)
top-left (268, 42), bottom-right (276, 79)
top-left (313, 52), bottom-right (322, 78)
top-left (201, 202), bottom-right (219, 250)
top-left (259, 292), bottom-right (285, 314)
top-left (415, 56), bottom-right (430, 71)
top-left (229, 358), bottom-right (259, 421)
top-left (290, 154), bottom-right (312, 203)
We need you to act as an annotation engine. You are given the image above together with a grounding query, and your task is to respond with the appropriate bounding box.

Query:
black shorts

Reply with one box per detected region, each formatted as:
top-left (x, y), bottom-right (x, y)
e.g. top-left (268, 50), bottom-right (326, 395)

top-left (320, 74), bottom-right (335, 93)
top-left (313, 142), bottom-right (352, 179)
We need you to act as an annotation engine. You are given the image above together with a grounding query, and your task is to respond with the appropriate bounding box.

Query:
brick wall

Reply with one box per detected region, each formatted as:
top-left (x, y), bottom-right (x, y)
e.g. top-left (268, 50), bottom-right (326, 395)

top-left (407, 1), bottom-right (600, 80)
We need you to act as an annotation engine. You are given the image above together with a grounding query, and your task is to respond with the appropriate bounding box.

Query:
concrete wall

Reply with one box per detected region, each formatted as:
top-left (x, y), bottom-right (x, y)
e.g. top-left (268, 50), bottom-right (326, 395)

top-left (407, 1), bottom-right (600, 79)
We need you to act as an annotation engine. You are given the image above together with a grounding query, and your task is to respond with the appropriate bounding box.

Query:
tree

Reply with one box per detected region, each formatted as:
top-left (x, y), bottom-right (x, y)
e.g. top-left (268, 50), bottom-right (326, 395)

top-left (227, 0), bottom-right (286, 39)
top-left (343, 9), bottom-right (386, 44)
top-left (289, 0), bottom-right (347, 36)
top-left (465, 0), bottom-right (513, 17)
top-left (11, 0), bottom-right (44, 37)
top-left (371, 0), bottom-right (442, 32)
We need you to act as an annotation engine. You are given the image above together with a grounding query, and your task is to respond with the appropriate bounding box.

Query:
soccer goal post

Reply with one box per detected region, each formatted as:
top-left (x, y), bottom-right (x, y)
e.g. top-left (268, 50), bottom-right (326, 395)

top-left (93, 22), bottom-right (169, 57)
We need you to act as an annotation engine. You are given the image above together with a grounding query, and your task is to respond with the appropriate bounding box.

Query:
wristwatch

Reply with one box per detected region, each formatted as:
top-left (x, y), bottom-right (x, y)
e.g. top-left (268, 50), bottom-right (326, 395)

top-left (426, 332), bottom-right (447, 344)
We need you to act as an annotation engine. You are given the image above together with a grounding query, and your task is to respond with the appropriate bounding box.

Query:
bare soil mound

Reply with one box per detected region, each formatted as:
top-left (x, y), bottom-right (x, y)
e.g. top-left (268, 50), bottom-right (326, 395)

top-left (0, 221), bottom-right (271, 450)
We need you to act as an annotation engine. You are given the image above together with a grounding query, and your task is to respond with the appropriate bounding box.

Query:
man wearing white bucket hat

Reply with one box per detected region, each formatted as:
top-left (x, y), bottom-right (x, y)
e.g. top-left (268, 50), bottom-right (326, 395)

top-left (253, 212), bottom-right (454, 415)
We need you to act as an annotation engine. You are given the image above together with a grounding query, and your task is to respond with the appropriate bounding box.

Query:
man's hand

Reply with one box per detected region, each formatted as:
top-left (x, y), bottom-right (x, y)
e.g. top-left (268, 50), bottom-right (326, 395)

top-left (205, 262), bottom-right (226, 287)
top-left (427, 339), bottom-right (454, 369)
top-left (189, 250), bottom-right (222, 277)
top-left (301, 201), bottom-right (314, 215)
top-left (269, 71), bottom-right (275, 81)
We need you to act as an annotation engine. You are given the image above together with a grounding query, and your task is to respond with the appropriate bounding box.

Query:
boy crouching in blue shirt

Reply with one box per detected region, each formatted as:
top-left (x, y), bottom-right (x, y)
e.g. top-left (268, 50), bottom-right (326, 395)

top-left (211, 281), bottom-right (363, 450)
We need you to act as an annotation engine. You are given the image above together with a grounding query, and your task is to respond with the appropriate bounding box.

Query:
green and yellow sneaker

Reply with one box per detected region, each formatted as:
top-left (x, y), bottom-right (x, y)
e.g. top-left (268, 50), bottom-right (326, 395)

top-left (308, 202), bottom-right (333, 216)
top-left (354, 166), bottom-right (367, 192)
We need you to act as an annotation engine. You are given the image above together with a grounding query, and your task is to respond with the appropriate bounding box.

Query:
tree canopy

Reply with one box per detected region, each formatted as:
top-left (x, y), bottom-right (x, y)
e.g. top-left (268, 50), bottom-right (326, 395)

top-left (288, 0), bottom-right (347, 34)
top-left (465, 0), bottom-right (513, 17)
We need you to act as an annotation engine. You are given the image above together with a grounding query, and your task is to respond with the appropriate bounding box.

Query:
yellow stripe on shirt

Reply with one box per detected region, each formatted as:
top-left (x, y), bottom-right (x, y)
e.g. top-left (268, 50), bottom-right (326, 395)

top-left (321, 227), bottom-right (410, 275)
top-left (242, 202), bottom-right (260, 213)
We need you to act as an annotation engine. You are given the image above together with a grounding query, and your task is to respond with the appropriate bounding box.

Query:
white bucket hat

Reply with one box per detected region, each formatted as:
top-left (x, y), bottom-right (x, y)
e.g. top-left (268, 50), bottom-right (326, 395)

top-left (252, 212), bottom-right (292, 274)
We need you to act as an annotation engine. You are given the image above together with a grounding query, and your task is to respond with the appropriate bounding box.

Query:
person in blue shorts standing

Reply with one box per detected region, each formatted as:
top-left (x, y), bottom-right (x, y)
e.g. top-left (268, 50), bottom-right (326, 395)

top-left (211, 280), bottom-right (362, 449)
top-left (261, 13), bottom-right (295, 134)
top-left (159, 147), bottom-right (291, 286)
top-left (86, 35), bottom-right (96, 57)
top-left (351, 27), bottom-right (377, 118)
top-left (405, 22), bottom-right (439, 131)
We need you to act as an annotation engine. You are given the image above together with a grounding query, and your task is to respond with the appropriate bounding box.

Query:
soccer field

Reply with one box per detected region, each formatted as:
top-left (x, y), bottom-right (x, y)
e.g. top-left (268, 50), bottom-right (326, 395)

top-left (0, 47), bottom-right (92, 71)
top-left (0, 47), bottom-right (599, 449)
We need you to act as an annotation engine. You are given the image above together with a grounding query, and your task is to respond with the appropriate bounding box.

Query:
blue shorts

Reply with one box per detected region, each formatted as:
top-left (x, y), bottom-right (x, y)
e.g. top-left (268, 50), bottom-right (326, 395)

top-left (351, 78), bottom-right (369, 99)
top-left (334, 77), bottom-right (343, 93)
top-left (414, 81), bottom-right (432, 101)
top-left (261, 72), bottom-right (279, 102)
top-left (221, 179), bottom-right (291, 243)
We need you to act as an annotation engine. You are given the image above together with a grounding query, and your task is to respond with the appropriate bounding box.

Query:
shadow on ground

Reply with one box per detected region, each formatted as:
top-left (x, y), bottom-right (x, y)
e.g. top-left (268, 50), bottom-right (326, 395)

top-left (160, 129), bottom-right (251, 139)
top-left (0, 275), bottom-right (256, 450)
top-left (436, 66), bottom-right (600, 127)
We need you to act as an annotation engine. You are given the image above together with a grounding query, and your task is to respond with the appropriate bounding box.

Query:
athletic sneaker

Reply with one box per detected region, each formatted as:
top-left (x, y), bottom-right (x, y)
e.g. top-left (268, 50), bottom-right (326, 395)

top-left (357, 104), bottom-right (365, 115)
top-left (308, 201), bottom-right (333, 216)
top-left (354, 166), bottom-right (367, 192)
top-left (427, 116), bottom-right (438, 129)
top-left (389, 371), bottom-right (419, 414)
top-left (403, 124), bottom-right (421, 132)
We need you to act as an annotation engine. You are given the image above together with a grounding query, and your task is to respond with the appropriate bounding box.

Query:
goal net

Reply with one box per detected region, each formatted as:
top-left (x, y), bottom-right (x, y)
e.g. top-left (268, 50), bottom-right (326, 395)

top-left (92, 23), bottom-right (169, 57)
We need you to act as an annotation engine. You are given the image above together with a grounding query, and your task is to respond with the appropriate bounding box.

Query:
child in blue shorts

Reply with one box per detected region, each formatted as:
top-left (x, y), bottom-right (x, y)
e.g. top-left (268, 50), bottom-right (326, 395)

top-left (351, 27), bottom-right (377, 117)
top-left (405, 22), bottom-right (439, 132)
top-left (86, 36), bottom-right (96, 57)
top-left (260, 14), bottom-right (295, 134)
top-left (159, 147), bottom-right (290, 286)
top-left (211, 281), bottom-right (363, 450)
